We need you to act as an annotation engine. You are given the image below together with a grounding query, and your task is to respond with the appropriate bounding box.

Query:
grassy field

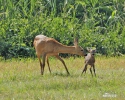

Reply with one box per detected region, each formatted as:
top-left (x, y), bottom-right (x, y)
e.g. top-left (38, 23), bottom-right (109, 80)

top-left (0, 56), bottom-right (125, 100)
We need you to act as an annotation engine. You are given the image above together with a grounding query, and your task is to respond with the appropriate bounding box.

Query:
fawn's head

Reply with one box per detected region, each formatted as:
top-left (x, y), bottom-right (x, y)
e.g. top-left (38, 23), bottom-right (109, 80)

top-left (87, 48), bottom-right (96, 55)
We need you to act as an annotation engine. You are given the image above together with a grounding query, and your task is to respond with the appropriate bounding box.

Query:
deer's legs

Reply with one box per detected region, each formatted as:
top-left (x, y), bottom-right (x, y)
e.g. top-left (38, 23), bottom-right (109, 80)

top-left (41, 53), bottom-right (46, 75)
top-left (93, 65), bottom-right (96, 76)
top-left (37, 55), bottom-right (43, 75)
top-left (81, 64), bottom-right (88, 75)
top-left (46, 56), bottom-right (51, 73)
top-left (90, 66), bottom-right (93, 76)
top-left (55, 55), bottom-right (70, 75)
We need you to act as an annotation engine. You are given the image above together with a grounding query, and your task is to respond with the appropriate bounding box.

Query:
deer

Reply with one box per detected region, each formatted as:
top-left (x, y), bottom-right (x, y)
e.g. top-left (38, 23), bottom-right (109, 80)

top-left (33, 34), bottom-right (86, 75)
top-left (81, 48), bottom-right (96, 77)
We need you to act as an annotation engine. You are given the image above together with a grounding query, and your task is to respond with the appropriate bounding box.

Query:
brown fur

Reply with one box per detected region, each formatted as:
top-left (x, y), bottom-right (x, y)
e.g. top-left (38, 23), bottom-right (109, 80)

top-left (81, 48), bottom-right (96, 76)
top-left (33, 35), bottom-right (86, 75)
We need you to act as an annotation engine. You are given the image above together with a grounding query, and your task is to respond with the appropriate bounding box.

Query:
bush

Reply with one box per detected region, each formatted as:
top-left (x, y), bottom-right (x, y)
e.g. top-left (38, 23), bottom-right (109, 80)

top-left (0, 0), bottom-right (125, 59)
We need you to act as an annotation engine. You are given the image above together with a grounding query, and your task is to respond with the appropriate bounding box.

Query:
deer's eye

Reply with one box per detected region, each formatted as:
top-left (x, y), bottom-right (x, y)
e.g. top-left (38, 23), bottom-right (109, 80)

top-left (81, 50), bottom-right (83, 51)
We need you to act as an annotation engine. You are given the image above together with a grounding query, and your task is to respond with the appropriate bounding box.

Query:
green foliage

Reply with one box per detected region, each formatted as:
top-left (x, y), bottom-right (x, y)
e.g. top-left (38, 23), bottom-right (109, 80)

top-left (0, 0), bottom-right (125, 59)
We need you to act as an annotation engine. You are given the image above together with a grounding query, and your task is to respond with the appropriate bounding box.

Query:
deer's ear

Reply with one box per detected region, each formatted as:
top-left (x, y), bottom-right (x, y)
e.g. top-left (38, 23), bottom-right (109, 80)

top-left (74, 38), bottom-right (78, 46)
top-left (87, 47), bottom-right (90, 52)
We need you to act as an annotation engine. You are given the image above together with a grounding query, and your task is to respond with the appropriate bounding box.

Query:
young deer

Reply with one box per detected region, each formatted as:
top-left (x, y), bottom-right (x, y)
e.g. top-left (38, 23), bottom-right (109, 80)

top-left (81, 48), bottom-right (96, 76)
top-left (33, 35), bottom-right (86, 75)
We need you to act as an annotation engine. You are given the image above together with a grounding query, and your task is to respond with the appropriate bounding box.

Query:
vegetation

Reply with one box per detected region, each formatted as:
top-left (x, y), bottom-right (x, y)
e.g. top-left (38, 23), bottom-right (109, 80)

top-left (0, 1), bottom-right (125, 99)
top-left (0, 57), bottom-right (125, 99)
top-left (0, 0), bottom-right (125, 59)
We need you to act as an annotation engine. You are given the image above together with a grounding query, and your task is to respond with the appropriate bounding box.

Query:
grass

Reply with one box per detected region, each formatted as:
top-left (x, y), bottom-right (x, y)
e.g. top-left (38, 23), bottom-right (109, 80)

top-left (0, 56), bottom-right (125, 100)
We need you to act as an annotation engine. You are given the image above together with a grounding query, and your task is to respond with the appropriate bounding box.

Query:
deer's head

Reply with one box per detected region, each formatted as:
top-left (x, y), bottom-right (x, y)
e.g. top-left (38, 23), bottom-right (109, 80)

top-left (74, 38), bottom-right (86, 56)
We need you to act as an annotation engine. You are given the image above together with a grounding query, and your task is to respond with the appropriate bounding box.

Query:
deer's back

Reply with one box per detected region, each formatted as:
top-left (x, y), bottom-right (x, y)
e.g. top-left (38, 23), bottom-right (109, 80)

top-left (33, 35), bottom-right (62, 54)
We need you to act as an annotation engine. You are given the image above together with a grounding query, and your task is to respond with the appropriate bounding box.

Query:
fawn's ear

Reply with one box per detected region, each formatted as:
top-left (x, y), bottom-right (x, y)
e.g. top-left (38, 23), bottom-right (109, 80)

top-left (74, 38), bottom-right (78, 47)
top-left (87, 47), bottom-right (91, 52)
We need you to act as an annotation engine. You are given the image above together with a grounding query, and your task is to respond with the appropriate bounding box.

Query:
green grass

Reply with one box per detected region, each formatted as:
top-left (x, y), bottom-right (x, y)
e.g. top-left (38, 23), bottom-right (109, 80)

top-left (0, 56), bottom-right (125, 100)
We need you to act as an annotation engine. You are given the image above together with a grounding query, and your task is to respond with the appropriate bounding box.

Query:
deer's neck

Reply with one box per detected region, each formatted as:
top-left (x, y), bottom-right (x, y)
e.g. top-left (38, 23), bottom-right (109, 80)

top-left (55, 45), bottom-right (76, 54)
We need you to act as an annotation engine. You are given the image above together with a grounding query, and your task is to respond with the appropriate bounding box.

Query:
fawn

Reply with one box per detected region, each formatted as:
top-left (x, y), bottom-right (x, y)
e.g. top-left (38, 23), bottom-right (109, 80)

top-left (82, 48), bottom-right (96, 76)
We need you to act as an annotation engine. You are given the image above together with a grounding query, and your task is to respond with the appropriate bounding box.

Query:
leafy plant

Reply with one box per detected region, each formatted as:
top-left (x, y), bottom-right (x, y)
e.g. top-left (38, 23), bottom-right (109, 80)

top-left (0, 0), bottom-right (125, 59)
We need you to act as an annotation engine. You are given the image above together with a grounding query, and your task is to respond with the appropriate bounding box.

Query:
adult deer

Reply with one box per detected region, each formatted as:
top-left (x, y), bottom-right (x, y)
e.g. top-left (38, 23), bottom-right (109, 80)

top-left (33, 35), bottom-right (86, 75)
